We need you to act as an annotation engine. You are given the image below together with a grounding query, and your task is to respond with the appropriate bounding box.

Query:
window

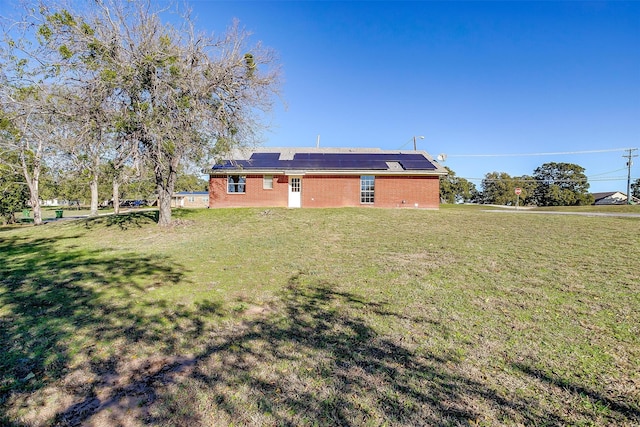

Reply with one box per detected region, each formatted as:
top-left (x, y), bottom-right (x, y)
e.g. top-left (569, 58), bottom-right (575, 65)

top-left (360, 175), bottom-right (375, 204)
top-left (187, 197), bottom-right (195, 202)
top-left (263, 175), bottom-right (273, 189)
top-left (290, 177), bottom-right (301, 192)
top-left (227, 175), bottom-right (246, 193)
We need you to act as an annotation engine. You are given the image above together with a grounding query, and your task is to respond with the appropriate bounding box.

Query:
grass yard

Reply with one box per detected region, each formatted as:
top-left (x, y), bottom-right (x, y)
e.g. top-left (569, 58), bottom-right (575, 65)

top-left (1, 207), bottom-right (638, 426)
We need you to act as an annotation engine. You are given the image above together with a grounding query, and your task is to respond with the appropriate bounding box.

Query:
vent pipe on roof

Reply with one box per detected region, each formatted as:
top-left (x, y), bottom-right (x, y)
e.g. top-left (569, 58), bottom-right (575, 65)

top-left (316, 135), bottom-right (320, 148)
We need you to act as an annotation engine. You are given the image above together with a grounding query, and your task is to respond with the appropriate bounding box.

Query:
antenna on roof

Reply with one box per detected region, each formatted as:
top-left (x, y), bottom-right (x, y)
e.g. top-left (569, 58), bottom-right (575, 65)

top-left (316, 135), bottom-right (320, 148)
top-left (437, 153), bottom-right (447, 162)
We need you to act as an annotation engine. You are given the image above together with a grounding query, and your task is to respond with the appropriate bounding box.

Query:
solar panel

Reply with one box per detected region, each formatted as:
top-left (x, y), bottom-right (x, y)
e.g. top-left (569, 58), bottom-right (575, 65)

top-left (211, 152), bottom-right (437, 171)
top-left (248, 152), bottom-right (281, 168)
top-left (289, 156), bottom-right (390, 170)
top-left (399, 160), bottom-right (436, 170)
top-left (250, 153), bottom-right (280, 160)
top-left (396, 156), bottom-right (427, 161)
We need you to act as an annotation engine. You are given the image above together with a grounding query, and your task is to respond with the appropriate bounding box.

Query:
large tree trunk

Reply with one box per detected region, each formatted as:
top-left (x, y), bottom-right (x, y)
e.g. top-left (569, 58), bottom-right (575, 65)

top-left (30, 193), bottom-right (43, 226)
top-left (22, 146), bottom-right (43, 226)
top-left (157, 185), bottom-right (172, 226)
top-left (89, 173), bottom-right (99, 216)
top-left (112, 179), bottom-right (120, 215)
top-left (25, 174), bottom-right (43, 226)
top-left (155, 158), bottom-right (179, 226)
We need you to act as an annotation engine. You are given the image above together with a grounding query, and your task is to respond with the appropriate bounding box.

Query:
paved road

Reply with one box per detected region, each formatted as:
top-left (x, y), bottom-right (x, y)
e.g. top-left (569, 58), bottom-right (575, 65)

top-left (42, 208), bottom-right (157, 223)
top-left (483, 209), bottom-right (640, 218)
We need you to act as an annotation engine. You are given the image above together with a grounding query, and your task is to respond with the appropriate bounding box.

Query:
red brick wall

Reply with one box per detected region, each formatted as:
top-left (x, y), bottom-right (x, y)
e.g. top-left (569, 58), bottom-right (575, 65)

top-left (301, 175), bottom-right (361, 207)
top-left (208, 174), bottom-right (440, 209)
top-left (209, 175), bottom-right (289, 208)
top-left (375, 176), bottom-right (440, 208)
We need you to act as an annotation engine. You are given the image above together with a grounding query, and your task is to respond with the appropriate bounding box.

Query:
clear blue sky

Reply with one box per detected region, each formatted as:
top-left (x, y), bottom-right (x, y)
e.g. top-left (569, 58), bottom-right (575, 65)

top-left (1, 0), bottom-right (636, 192)
top-left (190, 1), bottom-right (639, 193)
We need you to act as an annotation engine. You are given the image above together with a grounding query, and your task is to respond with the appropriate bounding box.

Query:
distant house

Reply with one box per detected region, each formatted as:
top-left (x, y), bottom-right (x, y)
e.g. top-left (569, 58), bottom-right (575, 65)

top-left (204, 147), bottom-right (447, 209)
top-left (171, 191), bottom-right (209, 208)
top-left (591, 191), bottom-right (632, 205)
top-left (40, 199), bottom-right (80, 207)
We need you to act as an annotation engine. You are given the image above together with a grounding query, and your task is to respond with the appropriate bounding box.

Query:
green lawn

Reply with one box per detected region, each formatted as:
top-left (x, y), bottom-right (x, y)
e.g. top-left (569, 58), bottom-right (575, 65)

top-left (1, 207), bottom-right (638, 426)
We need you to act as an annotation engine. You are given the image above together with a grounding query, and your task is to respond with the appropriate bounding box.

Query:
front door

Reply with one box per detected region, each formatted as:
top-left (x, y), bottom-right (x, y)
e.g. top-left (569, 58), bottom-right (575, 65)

top-left (288, 176), bottom-right (301, 208)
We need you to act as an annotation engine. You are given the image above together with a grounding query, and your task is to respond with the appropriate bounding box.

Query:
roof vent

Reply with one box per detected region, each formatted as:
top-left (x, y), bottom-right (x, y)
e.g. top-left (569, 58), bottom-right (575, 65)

top-left (278, 150), bottom-right (296, 160)
top-left (386, 161), bottom-right (404, 171)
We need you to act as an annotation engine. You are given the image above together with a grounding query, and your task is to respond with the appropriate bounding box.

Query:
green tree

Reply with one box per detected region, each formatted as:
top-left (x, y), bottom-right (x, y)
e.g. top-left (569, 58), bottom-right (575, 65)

top-left (40, 1), bottom-right (281, 226)
top-left (533, 162), bottom-right (593, 206)
top-left (176, 173), bottom-right (208, 193)
top-left (631, 178), bottom-right (640, 200)
top-left (97, 161), bottom-right (156, 209)
top-left (56, 168), bottom-right (91, 205)
top-left (481, 171), bottom-right (517, 205)
top-left (0, 100), bottom-right (61, 226)
top-left (440, 167), bottom-right (478, 204)
top-left (0, 155), bottom-right (29, 224)
top-left (1, 7), bottom-right (71, 225)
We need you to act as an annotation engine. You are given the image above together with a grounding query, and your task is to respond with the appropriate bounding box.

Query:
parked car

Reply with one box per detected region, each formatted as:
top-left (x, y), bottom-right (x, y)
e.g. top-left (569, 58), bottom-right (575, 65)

top-left (120, 200), bottom-right (148, 208)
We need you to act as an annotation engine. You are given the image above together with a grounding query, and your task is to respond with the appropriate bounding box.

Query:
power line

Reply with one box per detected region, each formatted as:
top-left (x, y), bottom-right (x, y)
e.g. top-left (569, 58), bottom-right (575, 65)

top-left (464, 176), bottom-right (634, 183)
top-left (589, 167), bottom-right (628, 177)
top-left (447, 147), bottom-right (637, 158)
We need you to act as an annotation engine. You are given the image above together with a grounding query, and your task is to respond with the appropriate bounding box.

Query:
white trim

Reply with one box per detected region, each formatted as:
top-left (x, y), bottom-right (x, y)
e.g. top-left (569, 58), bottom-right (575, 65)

top-left (226, 175), bottom-right (246, 194)
top-left (288, 176), bottom-right (302, 208)
top-left (263, 175), bottom-right (274, 189)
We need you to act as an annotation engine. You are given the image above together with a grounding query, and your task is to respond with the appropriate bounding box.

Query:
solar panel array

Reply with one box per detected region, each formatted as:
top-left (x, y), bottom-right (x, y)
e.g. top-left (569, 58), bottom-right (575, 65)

top-left (212, 152), bottom-right (437, 171)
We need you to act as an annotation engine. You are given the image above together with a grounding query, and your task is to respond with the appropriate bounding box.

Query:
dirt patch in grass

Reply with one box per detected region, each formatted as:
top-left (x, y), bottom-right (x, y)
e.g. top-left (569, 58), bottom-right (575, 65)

top-left (169, 219), bottom-right (196, 228)
top-left (54, 356), bottom-right (197, 427)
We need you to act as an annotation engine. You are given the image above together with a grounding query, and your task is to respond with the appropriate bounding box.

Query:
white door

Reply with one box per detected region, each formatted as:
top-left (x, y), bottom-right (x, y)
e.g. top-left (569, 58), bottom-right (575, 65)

top-left (288, 176), bottom-right (302, 208)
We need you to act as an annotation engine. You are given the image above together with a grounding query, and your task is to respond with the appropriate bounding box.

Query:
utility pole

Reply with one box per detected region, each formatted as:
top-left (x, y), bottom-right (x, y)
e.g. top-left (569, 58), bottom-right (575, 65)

top-left (623, 148), bottom-right (638, 204)
top-left (412, 135), bottom-right (424, 151)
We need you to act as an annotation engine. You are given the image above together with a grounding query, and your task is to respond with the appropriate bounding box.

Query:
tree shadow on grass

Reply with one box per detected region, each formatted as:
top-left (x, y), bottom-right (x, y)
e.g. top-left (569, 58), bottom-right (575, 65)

top-left (83, 210), bottom-right (159, 230)
top-left (511, 362), bottom-right (640, 423)
top-left (47, 280), bottom-right (477, 426)
top-left (0, 233), bottom-right (216, 426)
top-left (49, 274), bottom-right (640, 426)
top-left (4, 233), bottom-right (638, 426)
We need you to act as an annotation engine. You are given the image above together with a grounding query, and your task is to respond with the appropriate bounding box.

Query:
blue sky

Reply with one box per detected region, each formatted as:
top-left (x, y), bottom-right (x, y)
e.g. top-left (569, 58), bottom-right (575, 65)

top-left (0, 0), bottom-right (636, 192)
top-left (190, 1), bottom-right (639, 193)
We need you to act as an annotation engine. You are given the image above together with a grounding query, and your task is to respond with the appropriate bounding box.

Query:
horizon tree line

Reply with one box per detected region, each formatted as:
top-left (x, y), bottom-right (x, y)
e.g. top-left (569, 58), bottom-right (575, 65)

top-left (440, 162), bottom-right (639, 206)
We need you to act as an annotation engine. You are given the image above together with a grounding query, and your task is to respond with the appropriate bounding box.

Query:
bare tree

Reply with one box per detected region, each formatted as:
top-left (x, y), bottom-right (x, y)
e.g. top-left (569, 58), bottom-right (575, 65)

top-left (56, 82), bottom-right (114, 216)
top-left (0, 89), bottom-right (65, 225)
top-left (0, 6), bottom-right (69, 225)
top-left (105, 131), bottom-right (142, 215)
top-left (39, 0), bottom-right (281, 225)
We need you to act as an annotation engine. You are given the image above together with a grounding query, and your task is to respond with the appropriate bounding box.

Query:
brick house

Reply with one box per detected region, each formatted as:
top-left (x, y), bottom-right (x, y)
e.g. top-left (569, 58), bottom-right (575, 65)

top-left (205, 148), bottom-right (447, 209)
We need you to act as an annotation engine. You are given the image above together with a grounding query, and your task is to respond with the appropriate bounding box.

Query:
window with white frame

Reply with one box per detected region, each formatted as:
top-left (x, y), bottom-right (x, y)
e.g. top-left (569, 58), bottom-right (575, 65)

top-left (360, 175), bottom-right (375, 204)
top-left (290, 177), bottom-right (301, 192)
top-left (263, 175), bottom-right (273, 189)
top-left (227, 175), bottom-right (246, 193)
